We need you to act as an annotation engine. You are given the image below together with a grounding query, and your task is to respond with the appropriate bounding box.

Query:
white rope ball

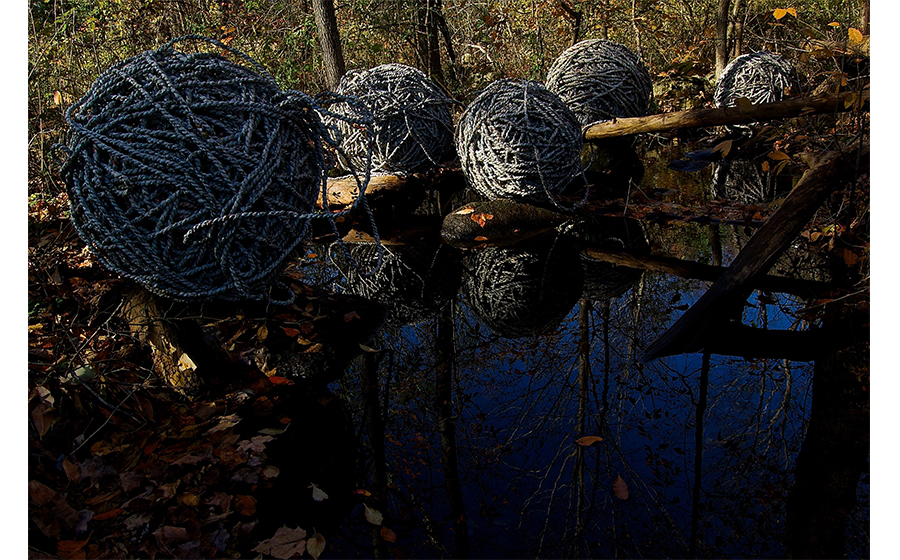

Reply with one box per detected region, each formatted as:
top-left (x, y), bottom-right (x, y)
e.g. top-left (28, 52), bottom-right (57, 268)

top-left (714, 51), bottom-right (800, 107)
top-left (329, 63), bottom-right (455, 173)
top-left (546, 39), bottom-right (653, 126)
top-left (455, 79), bottom-right (584, 203)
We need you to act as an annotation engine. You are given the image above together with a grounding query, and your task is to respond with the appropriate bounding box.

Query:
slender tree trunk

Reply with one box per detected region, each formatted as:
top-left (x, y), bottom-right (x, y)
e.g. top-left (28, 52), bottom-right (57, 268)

top-left (558, 1), bottom-right (583, 46)
top-left (715, 0), bottom-right (731, 79)
top-left (858, 0), bottom-right (870, 35)
top-left (631, 0), bottom-right (643, 60)
top-left (729, 0), bottom-right (746, 58)
top-left (312, 0), bottom-right (346, 90)
top-left (599, 0), bottom-right (610, 40)
top-left (416, 0), bottom-right (445, 84)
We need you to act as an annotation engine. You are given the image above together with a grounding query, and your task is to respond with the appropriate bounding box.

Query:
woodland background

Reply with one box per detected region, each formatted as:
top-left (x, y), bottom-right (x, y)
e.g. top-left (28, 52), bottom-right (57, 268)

top-left (18, 0), bottom-right (886, 558)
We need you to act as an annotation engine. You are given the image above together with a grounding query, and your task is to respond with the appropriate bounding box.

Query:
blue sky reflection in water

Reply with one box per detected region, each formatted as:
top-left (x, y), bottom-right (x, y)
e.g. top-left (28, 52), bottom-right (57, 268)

top-left (308, 216), bottom-right (868, 558)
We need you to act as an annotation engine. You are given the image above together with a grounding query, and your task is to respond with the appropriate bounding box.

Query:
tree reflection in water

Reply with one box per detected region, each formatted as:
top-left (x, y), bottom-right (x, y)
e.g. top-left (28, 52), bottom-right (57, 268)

top-left (315, 216), bottom-right (867, 559)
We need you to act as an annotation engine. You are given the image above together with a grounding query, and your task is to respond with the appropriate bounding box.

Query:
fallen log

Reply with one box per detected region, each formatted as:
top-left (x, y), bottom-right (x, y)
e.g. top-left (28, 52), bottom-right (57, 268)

top-left (321, 174), bottom-right (410, 207)
top-left (583, 90), bottom-right (868, 140)
top-left (581, 246), bottom-right (831, 299)
top-left (641, 140), bottom-right (868, 362)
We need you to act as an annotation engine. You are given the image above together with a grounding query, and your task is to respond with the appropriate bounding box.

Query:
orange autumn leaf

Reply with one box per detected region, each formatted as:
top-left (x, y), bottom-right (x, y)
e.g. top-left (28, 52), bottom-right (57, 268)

top-left (773, 8), bottom-right (787, 19)
top-left (848, 27), bottom-right (863, 43)
top-left (57, 538), bottom-right (90, 553)
top-left (380, 526), bottom-right (397, 542)
top-left (576, 436), bottom-right (604, 447)
top-left (613, 475), bottom-right (630, 500)
top-left (93, 508), bottom-right (124, 521)
top-left (471, 212), bottom-right (494, 227)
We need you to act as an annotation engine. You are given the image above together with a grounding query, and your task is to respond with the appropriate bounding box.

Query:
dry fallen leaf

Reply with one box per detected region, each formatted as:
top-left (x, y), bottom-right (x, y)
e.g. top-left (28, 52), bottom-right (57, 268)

top-left (613, 475), bottom-right (630, 500)
top-left (380, 526), bottom-right (397, 542)
top-left (252, 526), bottom-right (307, 559)
top-left (309, 483), bottom-right (329, 502)
top-left (307, 532), bottom-right (326, 559)
top-left (364, 505), bottom-right (384, 525)
top-left (576, 435), bottom-right (604, 447)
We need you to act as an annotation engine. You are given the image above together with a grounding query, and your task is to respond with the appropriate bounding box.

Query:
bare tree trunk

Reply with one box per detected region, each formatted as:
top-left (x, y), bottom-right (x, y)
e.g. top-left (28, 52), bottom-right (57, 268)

top-left (558, 1), bottom-right (583, 46)
top-left (599, 0), bottom-right (610, 40)
top-left (858, 0), bottom-right (870, 34)
top-left (416, 0), bottom-right (445, 84)
top-left (729, 0), bottom-right (747, 58)
top-left (715, 0), bottom-right (731, 79)
top-left (312, 0), bottom-right (346, 90)
top-left (631, 0), bottom-right (643, 59)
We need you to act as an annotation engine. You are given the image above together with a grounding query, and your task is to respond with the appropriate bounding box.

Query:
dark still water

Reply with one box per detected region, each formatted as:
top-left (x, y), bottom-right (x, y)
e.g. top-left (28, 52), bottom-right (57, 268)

top-left (262, 143), bottom-right (869, 559)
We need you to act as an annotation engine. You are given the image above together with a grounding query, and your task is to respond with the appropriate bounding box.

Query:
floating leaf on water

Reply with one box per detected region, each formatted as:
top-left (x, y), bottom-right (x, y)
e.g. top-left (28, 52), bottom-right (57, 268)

top-left (576, 436), bottom-right (604, 447)
top-left (309, 483), bottom-right (329, 502)
top-left (264, 465), bottom-right (280, 478)
top-left (364, 505), bottom-right (384, 525)
top-left (307, 533), bottom-right (326, 559)
top-left (613, 475), bottom-right (630, 500)
top-left (344, 311), bottom-right (360, 322)
top-left (380, 526), bottom-right (397, 542)
top-left (360, 343), bottom-right (378, 353)
top-left (712, 139), bottom-right (733, 158)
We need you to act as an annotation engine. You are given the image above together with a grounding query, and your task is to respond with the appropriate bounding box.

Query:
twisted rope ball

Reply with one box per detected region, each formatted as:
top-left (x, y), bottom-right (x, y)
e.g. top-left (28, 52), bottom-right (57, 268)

top-left (56, 36), bottom-right (374, 303)
top-left (329, 63), bottom-right (455, 174)
top-left (462, 236), bottom-right (583, 339)
top-left (455, 79), bottom-right (584, 205)
top-left (714, 51), bottom-right (800, 108)
top-left (546, 39), bottom-right (653, 126)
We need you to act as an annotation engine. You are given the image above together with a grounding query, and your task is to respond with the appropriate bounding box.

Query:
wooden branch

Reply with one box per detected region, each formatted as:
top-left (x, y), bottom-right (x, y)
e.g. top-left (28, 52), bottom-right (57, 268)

top-left (641, 141), bottom-right (868, 362)
top-left (119, 287), bottom-right (203, 398)
top-left (691, 317), bottom-right (868, 362)
top-left (582, 246), bottom-right (831, 298)
top-left (584, 90), bottom-right (869, 140)
top-left (321, 174), bottom-right (411, 207)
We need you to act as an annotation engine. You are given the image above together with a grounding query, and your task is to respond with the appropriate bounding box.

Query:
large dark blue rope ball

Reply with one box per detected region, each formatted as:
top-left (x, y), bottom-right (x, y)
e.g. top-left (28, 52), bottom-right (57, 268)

top-left (546, 39), bottom-right (653, 126)
top-left (328, 63), bottom-right (455, 174)
top-left (714, 51), bottom-right (800, 108)
top-left (55, 36), bottom-right (372, 303)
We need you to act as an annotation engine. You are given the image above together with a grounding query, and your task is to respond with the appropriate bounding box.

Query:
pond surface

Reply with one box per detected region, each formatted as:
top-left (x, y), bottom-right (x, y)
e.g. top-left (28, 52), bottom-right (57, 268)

top-left (260, 139), bottom-right (869, 558)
